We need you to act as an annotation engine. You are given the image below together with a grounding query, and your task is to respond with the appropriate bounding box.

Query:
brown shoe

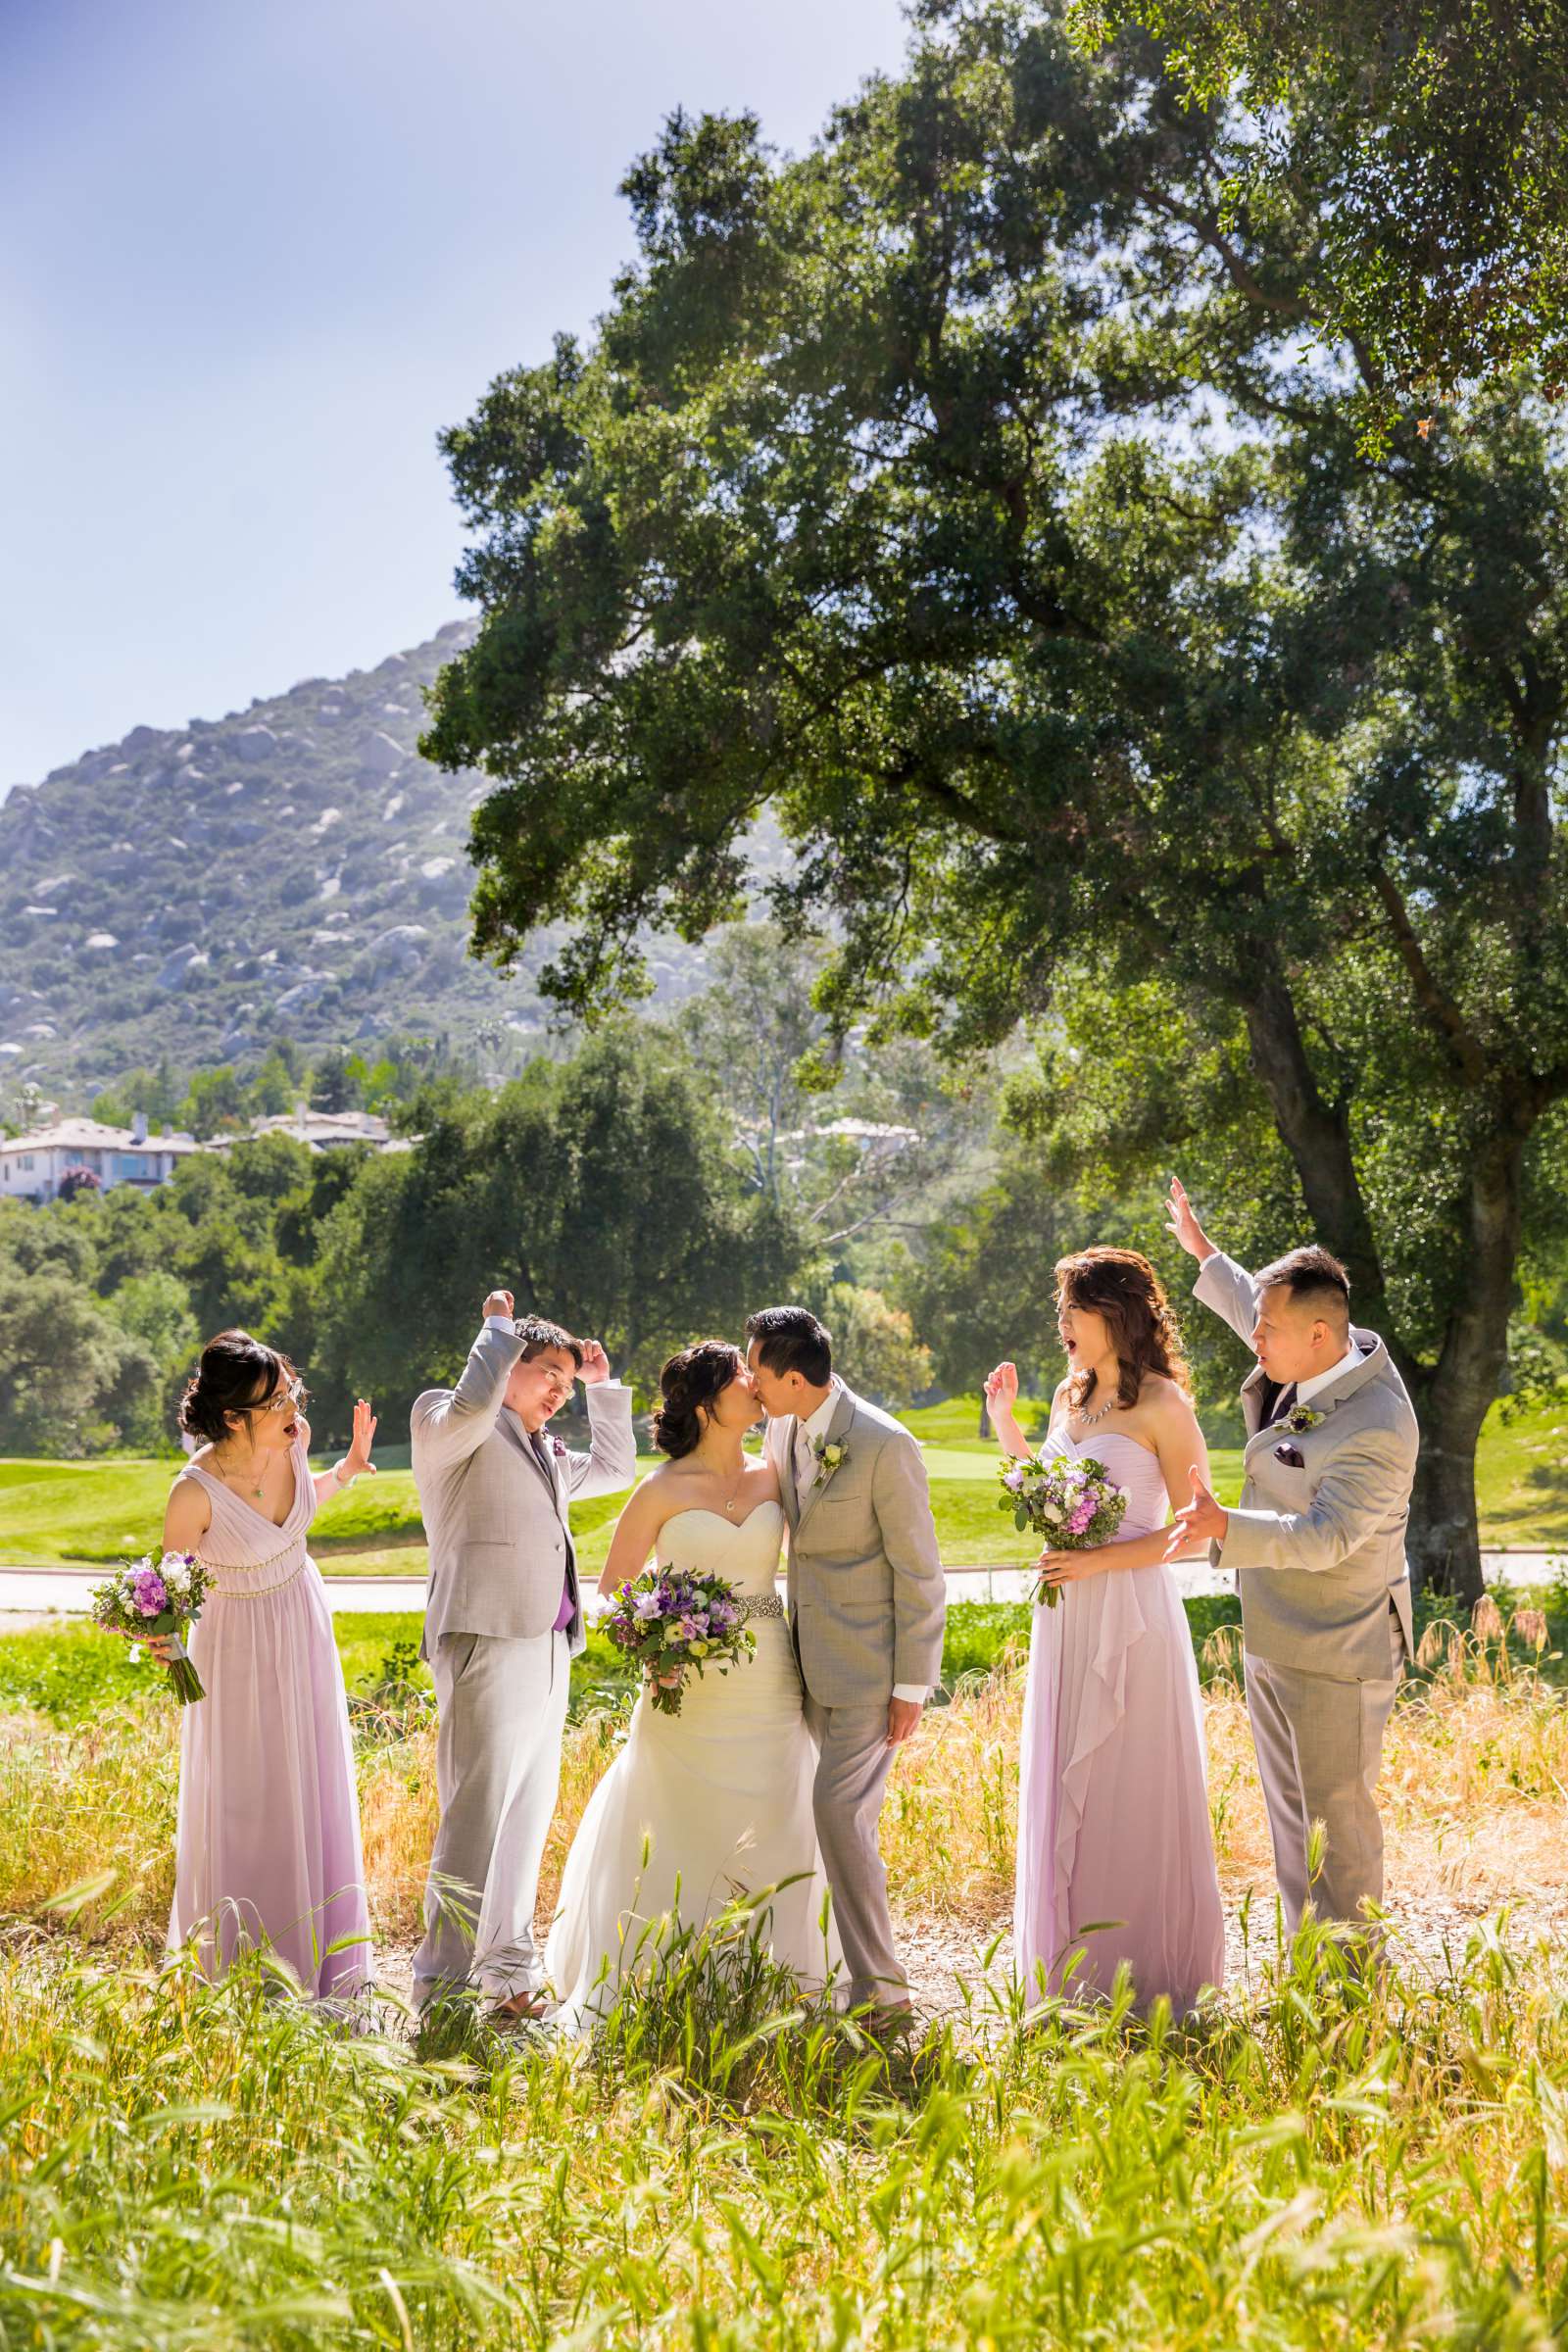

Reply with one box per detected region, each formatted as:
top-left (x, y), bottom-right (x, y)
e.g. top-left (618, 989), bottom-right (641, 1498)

top-left (491, 1989), bottom-right (550, 2024)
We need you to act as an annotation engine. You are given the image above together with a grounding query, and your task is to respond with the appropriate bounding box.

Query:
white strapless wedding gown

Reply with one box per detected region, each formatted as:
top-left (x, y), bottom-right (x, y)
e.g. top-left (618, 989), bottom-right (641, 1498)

top-left (545, 1500), bottom-right (843, 2027)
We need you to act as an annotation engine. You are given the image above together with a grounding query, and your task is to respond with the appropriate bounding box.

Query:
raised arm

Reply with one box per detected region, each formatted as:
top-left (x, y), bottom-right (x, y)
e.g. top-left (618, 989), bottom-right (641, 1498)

top-left (309, 1399), bottom-right (378, 1507)
top-left (411, 1295), bottom-right (522, 1471)
top-left (984, 1360), bottom-right (1035, 1461)
top-left (1166, 1176), bottom-right (1260, 1349)
top-left (558, 1341), bottom-right (637, 1501)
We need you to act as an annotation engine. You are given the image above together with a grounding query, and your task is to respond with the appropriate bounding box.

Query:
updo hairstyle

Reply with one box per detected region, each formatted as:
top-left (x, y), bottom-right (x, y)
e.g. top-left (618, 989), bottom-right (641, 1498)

top-left (653, 1341), bottom-right (744, 1460)
top-left (179, 1329), bottom-right (297, 1446)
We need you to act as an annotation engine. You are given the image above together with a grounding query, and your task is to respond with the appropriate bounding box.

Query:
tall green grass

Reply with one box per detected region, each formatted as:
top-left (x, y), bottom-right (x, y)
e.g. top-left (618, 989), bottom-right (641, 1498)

top-left (1, 1921), bottom-right (1564, 2348)
top-left (2, 1594), bottom-right (1567, 2344)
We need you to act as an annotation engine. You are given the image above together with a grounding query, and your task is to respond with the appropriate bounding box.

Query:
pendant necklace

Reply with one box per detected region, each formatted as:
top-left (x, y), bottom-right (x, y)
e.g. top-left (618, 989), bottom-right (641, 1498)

top-left (220, 1445), bottom-right (267, 1500)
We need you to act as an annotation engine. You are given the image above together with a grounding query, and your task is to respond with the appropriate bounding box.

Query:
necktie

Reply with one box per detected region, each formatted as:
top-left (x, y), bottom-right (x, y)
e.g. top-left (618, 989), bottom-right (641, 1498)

top-left (1267, 1382), bottom-right (1298, 1428)
top-left (796, 1425), bottom-right (815, 1499)
top-left (531, 1432), bottom-right (575, 1632)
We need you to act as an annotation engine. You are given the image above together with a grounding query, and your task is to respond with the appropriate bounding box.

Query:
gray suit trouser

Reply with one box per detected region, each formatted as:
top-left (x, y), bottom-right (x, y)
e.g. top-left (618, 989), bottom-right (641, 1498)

top-left (804, 1693), bottom-right (905, 2009)
top-left (1245, 1608), bottom-right (1404, 1935)
top-left (414, 1630), bottom-right (570, 2007)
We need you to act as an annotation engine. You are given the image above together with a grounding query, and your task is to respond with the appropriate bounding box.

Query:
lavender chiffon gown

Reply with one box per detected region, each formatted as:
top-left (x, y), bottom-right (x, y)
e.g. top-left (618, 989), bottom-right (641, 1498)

top-left (167, 1440), bottom-right (371, 1998)
top-left (1014, 1430), bottom-right (1224, 2014)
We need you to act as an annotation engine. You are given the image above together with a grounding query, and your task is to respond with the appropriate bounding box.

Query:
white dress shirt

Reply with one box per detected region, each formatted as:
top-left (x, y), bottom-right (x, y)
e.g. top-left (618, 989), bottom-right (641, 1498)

top-left (1293, 1341), bottom-right (1366, 1409)
top-left (794, 1376), bottom-right (927, 1708)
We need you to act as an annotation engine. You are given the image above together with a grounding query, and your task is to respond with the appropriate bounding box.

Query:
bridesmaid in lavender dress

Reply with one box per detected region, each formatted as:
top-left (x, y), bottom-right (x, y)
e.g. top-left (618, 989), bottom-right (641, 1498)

top-left (987, 1247), bottom-right (1224, 2016)
top-left (151, 1330), bottom-right (377, 2000)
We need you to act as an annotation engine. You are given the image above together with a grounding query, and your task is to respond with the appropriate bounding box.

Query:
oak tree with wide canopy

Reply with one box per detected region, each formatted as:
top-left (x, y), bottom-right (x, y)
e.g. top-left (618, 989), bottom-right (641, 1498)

top-left (421, 1), bottom-right (1568, 1597)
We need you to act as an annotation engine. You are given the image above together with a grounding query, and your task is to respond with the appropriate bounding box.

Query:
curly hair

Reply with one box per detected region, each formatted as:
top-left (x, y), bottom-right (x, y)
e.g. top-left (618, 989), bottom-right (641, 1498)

top-left (652, 1341), bottom-right (745, 1460)
top-left (1054, 1248), bottom-right (1190, 1412)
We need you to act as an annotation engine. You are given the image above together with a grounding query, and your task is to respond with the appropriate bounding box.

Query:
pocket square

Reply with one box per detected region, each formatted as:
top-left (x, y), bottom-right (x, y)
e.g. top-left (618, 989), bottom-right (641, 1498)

top-left (1273, 1441), bottom-right (1306, 1468)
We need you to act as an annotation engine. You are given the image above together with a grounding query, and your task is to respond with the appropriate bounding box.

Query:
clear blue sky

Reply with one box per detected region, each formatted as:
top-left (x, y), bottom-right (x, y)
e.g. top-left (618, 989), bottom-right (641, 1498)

top-left (0, 0), bottom-right (911, 790)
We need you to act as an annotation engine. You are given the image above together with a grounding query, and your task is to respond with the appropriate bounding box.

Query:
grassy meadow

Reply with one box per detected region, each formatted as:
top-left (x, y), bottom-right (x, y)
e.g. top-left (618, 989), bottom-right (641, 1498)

top-left (3, 1390), bottom-right (1563, 1575)
top-left (2, 1588), bottom-right (1567, 2345)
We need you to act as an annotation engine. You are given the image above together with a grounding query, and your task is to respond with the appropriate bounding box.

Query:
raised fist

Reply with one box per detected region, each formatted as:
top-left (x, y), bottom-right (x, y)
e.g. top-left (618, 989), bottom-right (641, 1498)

top-left (984, 1360), bottom-right (1020, 1415)
top-left (483, 1289), bottom-right (515, 1321)
top-left (577, 1339), bottom-right (612, 1386)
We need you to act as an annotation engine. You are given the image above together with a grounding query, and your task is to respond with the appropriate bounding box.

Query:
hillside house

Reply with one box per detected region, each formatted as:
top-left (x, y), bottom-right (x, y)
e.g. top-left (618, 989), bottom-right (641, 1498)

top-left (0, 1114), bottom-right (204, 1201)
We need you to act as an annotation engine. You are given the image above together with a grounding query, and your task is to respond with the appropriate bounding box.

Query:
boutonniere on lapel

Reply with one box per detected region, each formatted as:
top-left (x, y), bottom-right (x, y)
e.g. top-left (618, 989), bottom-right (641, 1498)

top-left (811, 1438), bottom-right (849, 1491)
top-left (550, 1436), bottom-right (567, 1457)
top-left (1280, 1404), bottom-right (1324, 1437)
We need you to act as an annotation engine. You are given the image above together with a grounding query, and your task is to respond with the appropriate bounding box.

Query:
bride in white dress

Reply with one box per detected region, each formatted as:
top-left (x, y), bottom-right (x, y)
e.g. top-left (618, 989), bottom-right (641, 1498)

top-left (546, 1341), bottom-right (843, 2027)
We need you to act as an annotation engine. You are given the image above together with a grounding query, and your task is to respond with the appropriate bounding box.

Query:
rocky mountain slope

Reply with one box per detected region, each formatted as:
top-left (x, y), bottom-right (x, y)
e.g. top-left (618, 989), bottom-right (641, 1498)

top-left (0, 623), bottom-right (732, 1098)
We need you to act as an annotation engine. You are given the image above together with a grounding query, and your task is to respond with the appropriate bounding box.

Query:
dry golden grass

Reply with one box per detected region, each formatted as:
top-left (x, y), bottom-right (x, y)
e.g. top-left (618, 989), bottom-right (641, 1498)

top-left (5, 1625), bottom-right (1566, 1959)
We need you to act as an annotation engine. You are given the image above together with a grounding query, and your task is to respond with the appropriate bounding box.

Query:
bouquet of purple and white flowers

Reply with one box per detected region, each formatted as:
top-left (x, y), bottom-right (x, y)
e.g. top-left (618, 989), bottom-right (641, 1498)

top-left (603, 1566), bottom-right (758, 1717)
top-left (998, 1452), bottom-right (1130, 1606)
top-left (88, 1550), bottom-right (210, 1703)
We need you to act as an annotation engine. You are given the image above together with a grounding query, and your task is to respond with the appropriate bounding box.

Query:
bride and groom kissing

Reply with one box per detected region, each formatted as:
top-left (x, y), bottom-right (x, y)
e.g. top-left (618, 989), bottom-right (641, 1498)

top-left (411, 1298), bottom-right (946, 2028)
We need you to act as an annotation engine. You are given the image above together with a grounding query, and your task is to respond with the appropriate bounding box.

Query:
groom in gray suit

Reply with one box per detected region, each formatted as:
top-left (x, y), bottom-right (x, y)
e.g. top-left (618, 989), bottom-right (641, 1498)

top-left (1165, 1182), bottom-right (1418, 1935)
top-left (412, 1291), bottom-right (635, 2015)
top-left (746, 1305), bottom-right (946, 2016)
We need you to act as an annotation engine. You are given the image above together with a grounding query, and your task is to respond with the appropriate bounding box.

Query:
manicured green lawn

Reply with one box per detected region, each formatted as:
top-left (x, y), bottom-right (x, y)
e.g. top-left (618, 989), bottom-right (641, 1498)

top-left (3, 1395), bottom-right (1561, 1571)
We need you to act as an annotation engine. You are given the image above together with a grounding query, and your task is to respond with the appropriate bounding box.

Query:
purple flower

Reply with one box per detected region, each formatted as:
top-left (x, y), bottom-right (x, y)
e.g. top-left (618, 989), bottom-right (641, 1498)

top-left (632, 1592), bottom-right (662, 1621)
top-left (1069, 1498), bottom-right (1095, 1537)
top-left (1004, 1466), bottom-right (1025, 1493)
top-left (132, 1571), bottom-right (169, 1617)
top-left (551, 1436), bottom-right (567, 1456)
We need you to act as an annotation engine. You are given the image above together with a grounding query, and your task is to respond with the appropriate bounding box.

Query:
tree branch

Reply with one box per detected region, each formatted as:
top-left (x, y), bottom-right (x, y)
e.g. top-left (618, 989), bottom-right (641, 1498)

top-left (1369, 866), bottom-right (1488, 1087)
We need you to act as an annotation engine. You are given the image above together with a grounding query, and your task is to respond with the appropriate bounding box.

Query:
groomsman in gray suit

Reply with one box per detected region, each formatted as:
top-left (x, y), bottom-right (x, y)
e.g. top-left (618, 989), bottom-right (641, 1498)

top-left (1164, 1181), bottom-right (1418, 1935)
top-left (746, 1304), bottom-right (946, 2018)
top-left (412, 1292), bottom-right (635, 2016)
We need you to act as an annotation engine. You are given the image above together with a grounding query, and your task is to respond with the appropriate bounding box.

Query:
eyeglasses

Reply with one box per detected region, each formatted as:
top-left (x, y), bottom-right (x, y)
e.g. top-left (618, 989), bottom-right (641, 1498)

top-left (253, 1377), bottom-right (307, 1416)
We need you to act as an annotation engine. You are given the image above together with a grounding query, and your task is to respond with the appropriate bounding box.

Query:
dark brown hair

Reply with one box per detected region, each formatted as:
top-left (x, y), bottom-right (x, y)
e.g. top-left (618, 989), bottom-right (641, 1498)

top-left (653, 1341), bottom-right (745, 1459)
top-left (744, 1305), bottom-right (832, 1387)
top-left (1054, 1247), bottom-right (1190, 1412)
top-left (178, 1329), bottom-right (299, 1446)
top-left (513, 1314), bottom-right (585, 1370)
top-left (1254, 1245), bottom-right (1351, 1330)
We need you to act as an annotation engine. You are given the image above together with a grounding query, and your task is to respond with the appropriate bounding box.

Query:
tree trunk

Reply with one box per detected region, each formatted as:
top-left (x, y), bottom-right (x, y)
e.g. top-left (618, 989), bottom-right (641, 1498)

top-left (1243, 979), bottom-right (1400, 1348)
top-left (1404, 1371), bottom-right (1490, 1609)
top-left (978, 1396), bottom-right (991, 1441)
top-left (1241, 971), bottom-right (1536, 1608)
top-left (1404, 1108), bottom-right (1532, 1603)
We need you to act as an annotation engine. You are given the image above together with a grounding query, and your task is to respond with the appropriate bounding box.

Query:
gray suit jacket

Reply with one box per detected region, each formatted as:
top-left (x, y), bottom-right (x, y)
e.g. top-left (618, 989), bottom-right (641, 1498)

top-left (768, 1382), bottom-right (946, 1709)
top-left (412, 1321), bottom-right (636, 1657)
top-left (1195, 1251), bottom-right (1417, 1677)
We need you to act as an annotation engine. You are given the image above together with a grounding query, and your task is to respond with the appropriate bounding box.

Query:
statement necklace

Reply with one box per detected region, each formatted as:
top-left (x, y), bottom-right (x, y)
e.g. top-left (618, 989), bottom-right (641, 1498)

top-left (1070, 1390), bottom-right (1118, 1430)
